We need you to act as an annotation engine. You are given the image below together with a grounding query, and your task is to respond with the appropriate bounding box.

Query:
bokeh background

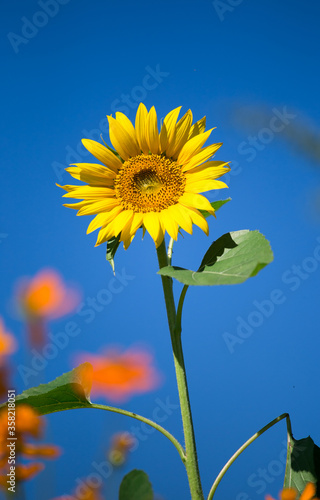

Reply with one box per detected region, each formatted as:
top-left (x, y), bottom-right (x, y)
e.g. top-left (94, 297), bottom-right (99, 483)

top-left (1, 0), bottom-right (320, 498)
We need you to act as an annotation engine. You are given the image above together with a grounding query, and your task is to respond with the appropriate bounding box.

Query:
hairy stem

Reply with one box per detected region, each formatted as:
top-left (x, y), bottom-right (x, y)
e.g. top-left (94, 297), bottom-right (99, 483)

top-left (157, 239), bottom-right (204, 500)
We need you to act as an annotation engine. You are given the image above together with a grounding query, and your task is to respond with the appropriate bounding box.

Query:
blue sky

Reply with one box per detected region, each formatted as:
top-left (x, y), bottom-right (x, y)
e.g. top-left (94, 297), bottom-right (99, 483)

top-left (1, 0), bottom-right (320, 499)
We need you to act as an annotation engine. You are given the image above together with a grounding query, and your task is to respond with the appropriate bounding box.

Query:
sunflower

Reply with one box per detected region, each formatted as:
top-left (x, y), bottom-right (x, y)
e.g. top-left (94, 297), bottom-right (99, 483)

top-left (59, 104), bottom-right (230, 249)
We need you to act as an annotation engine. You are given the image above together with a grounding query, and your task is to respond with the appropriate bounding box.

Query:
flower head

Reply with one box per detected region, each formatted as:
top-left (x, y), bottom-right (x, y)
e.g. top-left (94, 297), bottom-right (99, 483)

top-left (59, 104), bottom-right (230, 249)
top-left (75, 346), bottom-right (161, 402)
top-left (266, 483), bottom-right (319, 500)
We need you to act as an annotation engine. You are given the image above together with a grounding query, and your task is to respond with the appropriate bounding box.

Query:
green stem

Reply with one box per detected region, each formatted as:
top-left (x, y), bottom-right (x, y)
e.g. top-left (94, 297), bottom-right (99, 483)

top-left (168, 237), bottom-right (174, 265)
top-left (207, 413), bottom-right (289, 500)
top-left (90, 403), bottom-right (185, 463)
top-left (176, 284), bottom-right (189, 336)
top-left (285, 413), bottom-right (293, 438)
top-left (157, 239), bottom-right (204, 500)
top-left (284, 414), bottom-right (293, 483)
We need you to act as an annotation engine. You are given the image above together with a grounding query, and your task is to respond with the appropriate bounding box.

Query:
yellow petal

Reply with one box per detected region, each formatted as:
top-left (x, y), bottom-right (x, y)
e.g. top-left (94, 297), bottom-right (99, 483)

top-left (185, 162), bottom-right (230, 180)
top-left (95, 223), bottom-right (115, 246)
top-left (177, 128), bottom-right (214, 165)
top-left (188, 116), bottom-right (206, 139)
top-left (120, 221), bottom-right (135, 250)
top-left (143, 212), bottom-right (162, 244)
top-left (78, 199), bottom-right (120, 216)
top-left (185, 179), bottom-right (228, 193)
top-left (57, 183), bottom-right (76, 193)
top-left (66, 167), bottom-right (115, 186)
top-left (63, 200), bottom-right (92, 211)
top-left (135, 103), bottom-right (149, 154)
top-left (107, 116), bottom-right (140, 160)
top-left (146, 106), bottom-right (160, 154)
top-left (62, 186), bottom-right (115, 199)
top-left (167, 110), bottom-right (193, 159)
top-left (120, 213), bottom-right (143, 249)
top-left (81, 139), bottom-right (122, 172)
top-left (65, 166), bottom-right (82, 180)
top-left (155, 224), bottom-right (165, 248)
top-left (111, 210), bottom-right (134, 236)
top-left (182, 206), bottom-right (209, 235)
top-left (182, 143), bottom-right (222, 172)
top-left (115, 112), bottom-right (139, 147)
top-left (68, 163), bottom-right (117, 178)
top-left (130, 213), bottom-right (144, 235)
top-left (160, 209), bottom-right (179, 240)
top-left (160, 106), bottom-right (181, 153)
top-left (167, 204), bottom-right (193, 234)
top-left (87, 207), bottom-right (123, 234)
top-left (87, 213), bottom-right (110, 234)
top-left (179, 192), bottom-right (215, 214)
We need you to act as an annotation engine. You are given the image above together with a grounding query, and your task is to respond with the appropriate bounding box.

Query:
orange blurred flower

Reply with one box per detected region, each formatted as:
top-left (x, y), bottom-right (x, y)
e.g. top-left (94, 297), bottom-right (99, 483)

top-left (0, 317), bottom-right (16, 363)
top-left (52, 481), bottom-right (104, 500)
top-left (76, 347), bottom-right (161, 402)
top-left (15, 268), bottom-right (80, 346)
top-left (21, 442), bottom-right (61, 458)
top-left (0, 318), bottom-right (16, 399)
top-left (0, 405), bottom-right (61, 488)
top-left (0, 462), bottom-right (45, 488)
top-left (15, 462), bottom-right (45, 481)
top-left (108, 431), bottom-right (135, 466)
top-left (266, 483), bottom-right (319, 500)
top-left (14, 404), bottom-right (44, 438)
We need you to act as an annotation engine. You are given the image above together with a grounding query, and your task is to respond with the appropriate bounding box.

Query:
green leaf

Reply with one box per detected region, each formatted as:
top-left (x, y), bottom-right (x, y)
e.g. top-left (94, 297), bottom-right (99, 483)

top-left (119, 470), bottom-right (153, 500)
top-left (0, 364), bottom-right (93, 415)
top-left (284, 432), bottom-right (320, 496)
top-left (158, 230), bottom-right (273, 286)
top-left (199, 198), bottom-right (231, 218)
top-left (106, 234), bottom-right (121, 273)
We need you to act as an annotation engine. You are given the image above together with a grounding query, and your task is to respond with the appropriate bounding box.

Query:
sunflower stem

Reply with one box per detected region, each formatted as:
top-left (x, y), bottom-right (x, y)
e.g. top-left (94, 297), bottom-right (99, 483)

top-left (206, 413), bottom-right (289, 500)
top-left (157, 239), bottom-right (204, 500)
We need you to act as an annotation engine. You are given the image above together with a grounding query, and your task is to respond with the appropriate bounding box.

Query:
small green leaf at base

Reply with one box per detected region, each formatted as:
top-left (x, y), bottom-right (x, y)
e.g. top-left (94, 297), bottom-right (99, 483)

top-left (158, 230), bottom-right (273, 286)
top-left (284, 433), bottom-right (320, 497)
top-left (119, 469), bottom-right (153, 500)
top-left (0, 364), bottom-right (93, 415)
top-left (106, 234), bottom-right (121, 273)
top-left (199, 198), bottom-right (231, 219)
